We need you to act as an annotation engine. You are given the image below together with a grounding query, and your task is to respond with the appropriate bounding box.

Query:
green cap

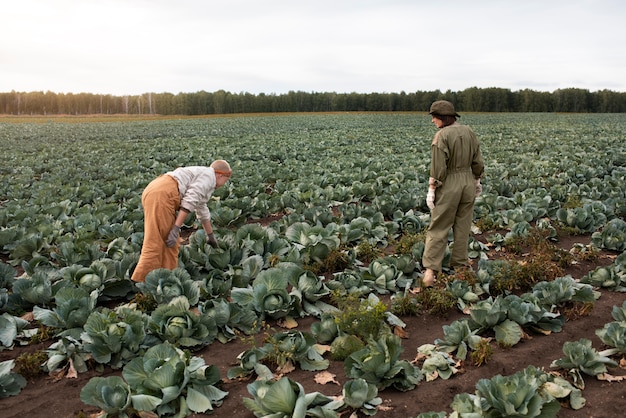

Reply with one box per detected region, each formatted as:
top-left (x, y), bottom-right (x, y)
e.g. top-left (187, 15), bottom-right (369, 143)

top-left (429, 100), bottom-right (460, 117)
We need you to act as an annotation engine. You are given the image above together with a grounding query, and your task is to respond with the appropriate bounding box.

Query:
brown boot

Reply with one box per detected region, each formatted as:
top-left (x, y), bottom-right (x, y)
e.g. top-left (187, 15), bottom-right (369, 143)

top-left (422, 269), bottom-right (436, 287)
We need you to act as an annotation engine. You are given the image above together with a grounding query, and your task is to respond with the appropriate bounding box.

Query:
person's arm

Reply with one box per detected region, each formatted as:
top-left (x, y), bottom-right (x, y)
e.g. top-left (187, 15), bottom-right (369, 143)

top-left (174, 208), bottom-right (190, 227)
top-left (201, 219), bottom-right (218, 248)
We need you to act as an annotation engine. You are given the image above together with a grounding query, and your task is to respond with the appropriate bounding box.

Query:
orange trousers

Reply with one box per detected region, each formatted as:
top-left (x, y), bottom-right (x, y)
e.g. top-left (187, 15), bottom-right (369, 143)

top-left (131, 175), bottom-right (181, 282)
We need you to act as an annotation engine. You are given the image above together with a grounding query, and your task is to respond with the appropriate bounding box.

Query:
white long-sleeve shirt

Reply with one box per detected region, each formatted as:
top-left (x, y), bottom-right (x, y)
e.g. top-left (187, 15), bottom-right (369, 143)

top-left (166, 166), bottom-right (216, 222)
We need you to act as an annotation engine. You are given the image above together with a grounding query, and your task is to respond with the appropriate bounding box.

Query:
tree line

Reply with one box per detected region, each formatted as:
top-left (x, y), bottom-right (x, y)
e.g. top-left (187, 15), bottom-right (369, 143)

top-left (1, 87), bottom-right (625, 116)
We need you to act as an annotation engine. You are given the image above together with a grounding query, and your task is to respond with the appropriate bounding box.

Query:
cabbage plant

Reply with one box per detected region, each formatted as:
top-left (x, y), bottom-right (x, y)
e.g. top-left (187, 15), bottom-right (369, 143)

top-left (284, 221), bottom-right (341, 265)
top-left (591, 218), bottom-right (626, 251)
top-left (57, 264), bottom-right (104, 294)
top-left (33, 287), bottom-right (98, 339)
top-left (476, 365), bottom-right (561, 417)
top-left (0, 360), bottom-right (26, 398)
top-left (264, 330), bottom-right (329, 371)
top-left (136, 267), bottom-right (200, 306)
top-left (122, 342), bottom-right (228, 416)
top-left (288, 267), bottom-right (338, 317)
top-left (228, 330), bottom-right (328, 378)
top-left (447, 279), bottom-right (481, 311)
top-left (580, 265), bottom-right (626, 291)
top-left (532, 276), bottom-right (598, 310)
top-left (0, 313), bottom-right (31, 349)
top-left (361, 259), bottom-right (400, 294)
top-left (550, 338), bottom-right (618, 389)
top-left (434, 319), bottom-right (483, 361)
top-left (80, 376), bottom-right (132, 417)
top-left (310, 312), bottom-right (339, 344)
top-left (342, 378), bottom-right (382, 416)
top-left (198, 298), bottom-right (259, 343)
top-left (243, 375), bottom-right (342, 418)
top-left (502, 294), bottom-right (564, 333)
top-left (555, 202), bottom-right (608, 233)
top-left (596, 300), bottom-right (626, 356)
top-left (596, 321), bottom-right (626, 356)
top-left (345, 333), bottom-right (423, 391)
top-left (231, 267), bottom-right (298, 319)
top-left (326, 269), bottom-right (371, 297)
top-left (468, 296), bottom-right (508, 332)
top-left (10, 270), bottom-right (53, 309)
top-left (81, 307), bottom-right (147, 368)
top-left (148, 296), bottom-right (217, 348)
top-left (417, 344), bottom-right (461, 381)
top-left (43, 335), bottom-right (90, 375)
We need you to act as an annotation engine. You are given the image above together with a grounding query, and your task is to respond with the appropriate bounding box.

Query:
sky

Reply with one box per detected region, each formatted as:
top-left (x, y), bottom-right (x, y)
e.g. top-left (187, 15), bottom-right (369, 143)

top-left (2, 0), bottom-right (625, 96)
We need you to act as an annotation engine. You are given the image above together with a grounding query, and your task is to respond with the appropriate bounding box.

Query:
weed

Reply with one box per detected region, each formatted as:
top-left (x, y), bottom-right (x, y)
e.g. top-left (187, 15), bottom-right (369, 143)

top-left (390, 295), bottom-right (420, 317)
top-left (414, 285), bottom-right (456, 318)
top-left (491, 228), bottom-right (567, 294)
top-left (134, 292), bottom-right (158, 313)
top-left (331, 292), bottom-right (389, 340)
top-left (355, 241), bottom-right (382, 264)
top-left (475, 217), bottom-right (498, 233)
top-left (15, 350), bottom-right (48, 379)
top-left (29, 325), bottom-right (57, 344)
top-left (394, 232), bottom-right (425, 256)
top-left (307, 246), bottom-right (352, 275)
top-left (471, 339), bottom-right (493, 367)
top-left (562, 194), bottom-right (583, 209)
top-left (562, 302), bottom-right (594, 321)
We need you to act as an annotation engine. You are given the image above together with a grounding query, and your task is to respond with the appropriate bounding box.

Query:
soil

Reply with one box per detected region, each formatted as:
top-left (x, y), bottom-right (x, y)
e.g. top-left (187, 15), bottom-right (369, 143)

top-left (2, 233), bottom-right (626, 418)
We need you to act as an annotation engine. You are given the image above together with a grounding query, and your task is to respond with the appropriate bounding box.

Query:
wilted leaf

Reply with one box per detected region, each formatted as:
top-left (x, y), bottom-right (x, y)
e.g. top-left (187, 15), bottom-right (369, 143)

top-left (314, 371), bottom-right (340, 385)
top-left (313, 344), bottom-right (331, 355)
top-left (277, 316), bottom-right (298, 329)
top-left (393, 326), bottom-right (408, 339)
top-left (597, 373), bottom-right (626, 382)
top-left (276, 360), bottom-right (295, 376)
top-left (66, 358), bottom-right (78, 379)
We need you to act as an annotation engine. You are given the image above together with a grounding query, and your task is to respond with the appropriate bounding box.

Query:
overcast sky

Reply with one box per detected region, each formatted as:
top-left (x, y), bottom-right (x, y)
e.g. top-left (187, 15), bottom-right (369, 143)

top-left (2, 0), bottom-right (624, 96)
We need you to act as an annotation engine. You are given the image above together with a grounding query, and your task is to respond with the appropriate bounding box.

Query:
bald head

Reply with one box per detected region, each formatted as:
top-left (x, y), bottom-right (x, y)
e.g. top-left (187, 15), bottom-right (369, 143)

top-left (210, 159), bottom-right (231, 174)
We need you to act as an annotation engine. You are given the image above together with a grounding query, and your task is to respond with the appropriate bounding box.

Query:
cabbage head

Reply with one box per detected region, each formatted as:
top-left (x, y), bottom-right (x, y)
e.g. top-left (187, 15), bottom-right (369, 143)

top-left (148, 296), bottom-right (217, 348)
top-left (80, 376), bottom-right (132, 417)
top-left (591, 218), bottom-right (626, 251)
top-left (250, 268), bottom-right (297, 319)
top-left (342, 378), bottom-right (382, 416)
top-left (81, 307), bottom-right (147, 368)
top-left (345, 333), bottom-right (423, 391)
top-left (136, 267), bottom-right (200, 306)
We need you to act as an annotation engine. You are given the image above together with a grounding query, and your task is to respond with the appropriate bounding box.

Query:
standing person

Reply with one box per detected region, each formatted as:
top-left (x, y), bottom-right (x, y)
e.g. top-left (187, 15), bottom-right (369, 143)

top-left (131, 160), bottom-right (233, 283)
top-left (422, 101), bottom-right (484, 286)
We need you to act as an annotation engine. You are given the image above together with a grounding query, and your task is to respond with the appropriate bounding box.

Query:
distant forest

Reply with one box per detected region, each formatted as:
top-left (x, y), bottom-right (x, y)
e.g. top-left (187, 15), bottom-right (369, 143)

top-left (1, 87), bottom-right (625, 115)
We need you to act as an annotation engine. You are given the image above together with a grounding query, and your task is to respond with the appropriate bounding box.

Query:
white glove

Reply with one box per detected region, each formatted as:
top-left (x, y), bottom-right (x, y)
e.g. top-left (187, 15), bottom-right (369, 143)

top-left (475, 178), bottom-right (482, 198)
top-left (426, 187), bottom-right (436, 210)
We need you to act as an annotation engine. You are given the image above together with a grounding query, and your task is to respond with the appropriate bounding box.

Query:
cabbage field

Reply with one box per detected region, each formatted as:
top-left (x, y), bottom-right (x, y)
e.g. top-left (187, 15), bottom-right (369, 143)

top-left (1, 112), bottom-right (626, 417)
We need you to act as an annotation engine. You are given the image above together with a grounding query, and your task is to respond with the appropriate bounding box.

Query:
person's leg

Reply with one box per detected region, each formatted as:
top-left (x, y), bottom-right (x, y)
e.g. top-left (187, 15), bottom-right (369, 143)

top-left (450, 177), bottom-right (476, 269)
top-left (131, 176), bottom-right (180, 282)
top-left (422, 184), bottom-right (460, 284)
top-left (450, 200), bottom-right (474, 268)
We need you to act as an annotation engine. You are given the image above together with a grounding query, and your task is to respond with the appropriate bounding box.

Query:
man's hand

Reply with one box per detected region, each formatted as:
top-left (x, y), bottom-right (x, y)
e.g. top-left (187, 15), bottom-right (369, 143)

top-left (206, 232), bottom-right (218, 248)
top-left (166, 225), bottom-right (181, 247)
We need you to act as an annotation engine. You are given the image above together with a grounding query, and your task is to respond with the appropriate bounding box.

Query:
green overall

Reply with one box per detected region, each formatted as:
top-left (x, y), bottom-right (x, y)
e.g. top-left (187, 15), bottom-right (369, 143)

top-left (423, 122), bottom-right (484, 272)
